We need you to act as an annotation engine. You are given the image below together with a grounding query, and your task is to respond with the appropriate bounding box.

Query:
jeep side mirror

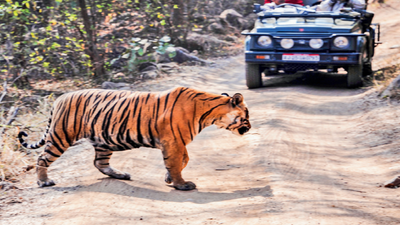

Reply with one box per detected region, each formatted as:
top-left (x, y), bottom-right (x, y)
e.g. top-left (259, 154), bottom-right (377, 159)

top-left (353, 8), bottom-right (365, 13)
top-left (363, 10), bottom-right (374, 19)
top-left (353, 8), bottom-right (373, 17)
top-left (254, 3), bottom-right (262, 13)
top-left (340, 7), bottom-right (352, 13)
top-left (354, 8), bottom-right (374, 24)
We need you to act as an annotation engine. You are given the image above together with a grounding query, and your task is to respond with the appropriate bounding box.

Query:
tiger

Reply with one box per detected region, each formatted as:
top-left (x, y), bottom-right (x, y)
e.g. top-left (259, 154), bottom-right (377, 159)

top-left (18, 87), bottom-right (251, 191)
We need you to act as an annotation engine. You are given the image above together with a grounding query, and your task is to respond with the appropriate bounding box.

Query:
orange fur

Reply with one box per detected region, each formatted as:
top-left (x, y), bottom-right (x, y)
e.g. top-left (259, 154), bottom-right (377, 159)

top-left (18, 87), bottom-right (251, 190)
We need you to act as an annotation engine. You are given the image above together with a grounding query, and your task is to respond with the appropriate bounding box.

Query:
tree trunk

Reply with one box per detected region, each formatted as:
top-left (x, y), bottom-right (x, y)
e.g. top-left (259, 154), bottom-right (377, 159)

top-left (77, 0), bottom-right (105, 77)
top-left (170, 0), bottom-right (189, 45)
top-left (171, 0), bottom-right (185, 26)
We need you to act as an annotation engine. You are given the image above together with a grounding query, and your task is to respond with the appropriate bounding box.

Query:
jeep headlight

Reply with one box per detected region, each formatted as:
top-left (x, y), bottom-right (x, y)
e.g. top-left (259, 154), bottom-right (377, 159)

top-left (333, 36), bottom-right (349, 49)
top-left (257, 36), bottom-right (272, 47)
top-left (281, 39), bottom-right (294, 49)
top-left (309, 39), bottom-right (323, 49)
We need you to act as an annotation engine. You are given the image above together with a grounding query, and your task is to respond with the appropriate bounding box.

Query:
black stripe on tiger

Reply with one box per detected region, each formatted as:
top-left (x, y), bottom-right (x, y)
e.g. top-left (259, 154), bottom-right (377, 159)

top-left (169, 87), bottom-right (188, 141)
top-left (198, 103), bottom-right (227, 133)
top-left (177, 126), bottom-right (186, 146)
top-left (163, 93), bottom-right (170, 112)
top-left (62, 98), bottom-right (73, 146)
top-left (136, 107), bottom-right (144, 145)
top-left (48, 133), bottom-right (65, 154)
top-left (74, 94), bottom-right (86, 141)
top-left (148, 119), bottom-right (156, 147)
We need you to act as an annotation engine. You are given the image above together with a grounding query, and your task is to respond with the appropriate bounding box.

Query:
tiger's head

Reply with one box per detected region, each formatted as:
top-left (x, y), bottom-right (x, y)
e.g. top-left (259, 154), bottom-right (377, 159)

top-left (214, 93), bottom-right (251, 136)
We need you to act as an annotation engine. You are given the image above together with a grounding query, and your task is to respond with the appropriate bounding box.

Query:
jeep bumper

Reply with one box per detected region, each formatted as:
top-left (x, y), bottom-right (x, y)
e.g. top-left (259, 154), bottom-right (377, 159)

top-left (245, 51), bottom-right (361, 69)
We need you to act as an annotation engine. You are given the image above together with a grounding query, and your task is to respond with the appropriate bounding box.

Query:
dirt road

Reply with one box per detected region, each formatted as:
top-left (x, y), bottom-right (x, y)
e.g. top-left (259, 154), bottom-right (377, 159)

top-left (2, 2), bottom-right (400, 225)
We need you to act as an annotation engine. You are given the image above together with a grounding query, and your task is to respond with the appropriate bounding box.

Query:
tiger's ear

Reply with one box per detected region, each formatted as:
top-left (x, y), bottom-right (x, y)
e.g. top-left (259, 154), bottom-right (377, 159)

top-left (231, 93), bottom-right (243, 106)
top-left (221, 93), bottom-right (229, 97)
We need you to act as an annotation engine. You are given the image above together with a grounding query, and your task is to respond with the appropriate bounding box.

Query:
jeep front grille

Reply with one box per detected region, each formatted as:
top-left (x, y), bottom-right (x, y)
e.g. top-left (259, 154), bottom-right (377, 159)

top-left (284, 63), bottom-right (319, 71)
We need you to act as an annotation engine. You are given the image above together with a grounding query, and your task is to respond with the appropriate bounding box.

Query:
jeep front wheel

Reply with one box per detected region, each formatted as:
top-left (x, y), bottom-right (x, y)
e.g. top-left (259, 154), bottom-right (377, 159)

top-left (246, 63), bottom-right (262, 89)
top-left (363, 62), bottom-right (372, 77)
top-left (347, 64), bottom-right (363, 88)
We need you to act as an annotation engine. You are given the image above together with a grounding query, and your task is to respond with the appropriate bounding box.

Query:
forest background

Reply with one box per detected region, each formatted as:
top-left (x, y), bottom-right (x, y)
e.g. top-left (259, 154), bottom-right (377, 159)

top-left (0, 0), bottom-right (258, 86)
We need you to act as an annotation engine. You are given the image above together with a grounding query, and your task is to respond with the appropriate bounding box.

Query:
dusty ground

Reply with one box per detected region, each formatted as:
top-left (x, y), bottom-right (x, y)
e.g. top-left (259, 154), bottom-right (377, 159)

top-left (1, 1), bottom-right (400, 225)
top-left (371, 0), bottom-right (400, 70)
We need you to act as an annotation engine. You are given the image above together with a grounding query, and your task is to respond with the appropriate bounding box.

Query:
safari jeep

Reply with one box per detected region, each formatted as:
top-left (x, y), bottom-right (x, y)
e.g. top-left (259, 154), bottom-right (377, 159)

top-left (242, 3), bottom-right (381, 89)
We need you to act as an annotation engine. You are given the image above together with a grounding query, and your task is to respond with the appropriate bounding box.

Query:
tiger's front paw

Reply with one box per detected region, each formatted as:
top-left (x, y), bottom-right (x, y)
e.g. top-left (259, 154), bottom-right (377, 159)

top-left (165, 172), bottom-right (172, 184)
top-left (37, 179), bottom-right (55, 187)
top-left (174, 181), bottom-right (196, 191)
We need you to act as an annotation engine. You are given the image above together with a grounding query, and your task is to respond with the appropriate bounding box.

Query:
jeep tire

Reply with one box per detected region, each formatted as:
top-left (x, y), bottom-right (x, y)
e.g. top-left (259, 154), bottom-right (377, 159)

top-left (347, 64), bottom-right (363, 88)
top-left (362, 46), bottom-right (372, 77)
top-left (362, 62), bottom-right (372, 77)
top-left (246, 63), bottom-right (262, 89)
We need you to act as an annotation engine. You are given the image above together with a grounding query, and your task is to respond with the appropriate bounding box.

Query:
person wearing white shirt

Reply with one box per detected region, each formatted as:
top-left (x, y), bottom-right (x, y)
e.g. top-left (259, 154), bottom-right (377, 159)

top-left (316, 0), bottom-right (366, 12)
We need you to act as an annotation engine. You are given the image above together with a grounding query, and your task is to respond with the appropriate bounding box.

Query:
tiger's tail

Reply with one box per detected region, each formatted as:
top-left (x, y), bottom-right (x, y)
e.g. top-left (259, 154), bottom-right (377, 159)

top-left (18, 116), bottom-right (52, 149)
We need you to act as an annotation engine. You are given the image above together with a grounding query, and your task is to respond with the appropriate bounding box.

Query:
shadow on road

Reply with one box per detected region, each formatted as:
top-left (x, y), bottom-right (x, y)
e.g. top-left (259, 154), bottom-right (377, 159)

top-left (262, 72), bottom-right (373, 90)
top-left (52, 179), bottom-right (273, 204)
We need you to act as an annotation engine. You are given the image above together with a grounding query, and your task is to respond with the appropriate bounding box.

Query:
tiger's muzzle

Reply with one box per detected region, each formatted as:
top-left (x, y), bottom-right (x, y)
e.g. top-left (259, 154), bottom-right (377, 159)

top-left (226, 118), bottom-right (250, 136)
top-left (238, 126), bottom-right (250, 135)
top-left (237, 119), bottom-right (251, 135)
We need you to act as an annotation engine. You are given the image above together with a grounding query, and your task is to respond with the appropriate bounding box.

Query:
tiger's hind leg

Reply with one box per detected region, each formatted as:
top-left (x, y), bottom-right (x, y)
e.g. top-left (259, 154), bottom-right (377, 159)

top-left (94, 148), bottom-right (131, 180)
top-left (37, 142), bottom-right (70, 187)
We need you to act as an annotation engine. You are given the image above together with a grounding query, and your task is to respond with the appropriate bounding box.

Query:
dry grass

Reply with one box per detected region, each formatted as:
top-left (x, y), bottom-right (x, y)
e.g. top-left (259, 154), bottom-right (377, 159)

top-left (0, 95), bottom-right (55, 182)
top-left (371, 63), bottom-right (400, 98)
top-left (0, 75), bottom-right (99, 183)
top-left (374, 64), bottom-right (400, 83)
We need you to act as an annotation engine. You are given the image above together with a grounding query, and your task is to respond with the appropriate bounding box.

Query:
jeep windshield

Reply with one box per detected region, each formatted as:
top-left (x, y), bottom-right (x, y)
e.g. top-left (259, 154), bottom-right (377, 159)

top-left (261, 17), bottom-right (357, 26)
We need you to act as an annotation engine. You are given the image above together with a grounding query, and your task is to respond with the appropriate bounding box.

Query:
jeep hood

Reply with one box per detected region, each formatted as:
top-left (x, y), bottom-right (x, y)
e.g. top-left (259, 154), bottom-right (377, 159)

top-left (255, 23), bottom-right (358, 34)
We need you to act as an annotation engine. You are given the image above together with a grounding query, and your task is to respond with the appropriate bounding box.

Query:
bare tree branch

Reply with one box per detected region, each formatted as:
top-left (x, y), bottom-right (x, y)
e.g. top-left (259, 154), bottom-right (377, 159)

top-left (0, 80), bottom-right (8, 103)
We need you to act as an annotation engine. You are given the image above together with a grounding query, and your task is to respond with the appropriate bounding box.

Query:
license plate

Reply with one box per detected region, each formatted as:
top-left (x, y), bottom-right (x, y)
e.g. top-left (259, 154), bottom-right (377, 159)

top-left (282, 54), bottom-right (320, 61)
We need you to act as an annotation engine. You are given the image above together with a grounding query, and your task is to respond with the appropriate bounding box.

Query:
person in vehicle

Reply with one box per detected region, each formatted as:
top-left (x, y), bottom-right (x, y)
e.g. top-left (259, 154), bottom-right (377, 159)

top-left (316, 0), bottom-right (366, 12)
top-left (261, 0), bottom-right (286, 11)
top-left (264, 0), bottom-right (304, 5)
